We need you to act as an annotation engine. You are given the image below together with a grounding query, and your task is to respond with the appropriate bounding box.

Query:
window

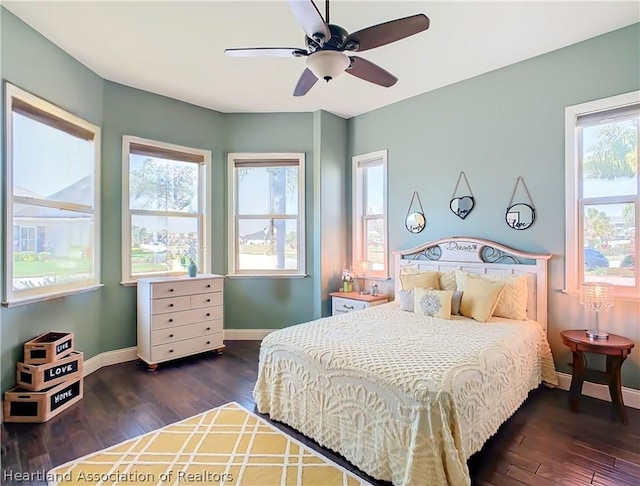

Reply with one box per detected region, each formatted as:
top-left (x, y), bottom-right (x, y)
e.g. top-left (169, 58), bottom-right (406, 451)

top-left (565, 92), bottom-right (639, 300)
top-left (3, 83), bottom-right (101, 306)
top-left (228, 153), bottom-right (305, 276)
top-left (122, 136), bottom-right (211, 282)
top-left (352, 150), bottom-right (388, 279)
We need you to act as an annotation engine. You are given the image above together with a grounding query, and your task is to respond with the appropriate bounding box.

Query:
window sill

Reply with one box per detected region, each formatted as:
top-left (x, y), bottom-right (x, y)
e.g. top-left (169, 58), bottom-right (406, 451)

top-left (227, 274), bottom-right (308, 279)
top-left (120, 281), bottom-right (137, 287)
top-left (2, 284), bottom-right (104, 308)
top-left (561, 289), bottom-right (639, 302)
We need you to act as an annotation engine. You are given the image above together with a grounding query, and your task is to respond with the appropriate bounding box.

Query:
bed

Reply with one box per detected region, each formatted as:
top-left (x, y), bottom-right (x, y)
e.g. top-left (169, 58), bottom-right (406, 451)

top-left (253, 237), bottom-right (558, 486)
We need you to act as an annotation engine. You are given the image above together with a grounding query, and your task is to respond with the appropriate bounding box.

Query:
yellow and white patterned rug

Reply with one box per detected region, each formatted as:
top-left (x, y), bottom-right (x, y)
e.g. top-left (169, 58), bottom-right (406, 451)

top-left (48, 402), bottom-right (370, 485)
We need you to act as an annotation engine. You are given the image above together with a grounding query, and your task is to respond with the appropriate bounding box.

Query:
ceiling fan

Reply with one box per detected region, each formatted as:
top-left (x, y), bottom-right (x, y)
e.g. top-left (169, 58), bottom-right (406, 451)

top-left (225, 0), bottom-right (430, 96)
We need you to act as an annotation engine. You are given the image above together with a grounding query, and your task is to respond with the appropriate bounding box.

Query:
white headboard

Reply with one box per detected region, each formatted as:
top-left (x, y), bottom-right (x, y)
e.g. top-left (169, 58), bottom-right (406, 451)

top-left (393, 237), bottom-right (551, 332)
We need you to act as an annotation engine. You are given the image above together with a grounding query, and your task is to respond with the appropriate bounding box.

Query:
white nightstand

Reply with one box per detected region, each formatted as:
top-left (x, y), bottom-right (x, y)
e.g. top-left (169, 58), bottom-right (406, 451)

top-left (329, 291), bottom-right (389, 316)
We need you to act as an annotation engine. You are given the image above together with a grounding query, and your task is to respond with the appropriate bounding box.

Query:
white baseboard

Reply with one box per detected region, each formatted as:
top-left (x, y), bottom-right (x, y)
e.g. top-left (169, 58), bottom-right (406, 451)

top-left (83, 346), bottom-right (137, 376)
top-left (223, 329), bottom-right (273, 340)
top-left (556, 371), bottom-right (640, 410)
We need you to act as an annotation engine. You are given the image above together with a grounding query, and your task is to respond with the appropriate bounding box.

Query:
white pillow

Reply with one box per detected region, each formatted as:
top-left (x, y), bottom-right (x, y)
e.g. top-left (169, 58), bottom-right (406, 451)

top-left (398, 289), bottom-right (414, 312)
top-left (414, 288), bottom-right (453, 319)
top-left (455, 270), bottom-right (528, 320)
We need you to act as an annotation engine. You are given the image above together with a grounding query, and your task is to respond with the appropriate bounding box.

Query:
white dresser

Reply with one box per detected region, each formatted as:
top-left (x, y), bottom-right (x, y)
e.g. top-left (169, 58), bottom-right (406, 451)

top-left (137, 274), bottom-right (225, 370)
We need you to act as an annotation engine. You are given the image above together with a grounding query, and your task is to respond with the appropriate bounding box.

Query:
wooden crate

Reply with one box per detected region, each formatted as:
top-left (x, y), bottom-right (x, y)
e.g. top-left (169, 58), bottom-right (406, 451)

top-left (16, 351), bottom-right (83, 391)
top-left (23, 331), bottom-right (74, 364)
top-left (3, 377), bottom-right (83, 423)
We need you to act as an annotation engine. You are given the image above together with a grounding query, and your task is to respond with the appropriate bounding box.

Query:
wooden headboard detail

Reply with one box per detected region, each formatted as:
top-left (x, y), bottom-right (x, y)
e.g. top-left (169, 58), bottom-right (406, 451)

top-left (393, 237), bottom-right (552, 332)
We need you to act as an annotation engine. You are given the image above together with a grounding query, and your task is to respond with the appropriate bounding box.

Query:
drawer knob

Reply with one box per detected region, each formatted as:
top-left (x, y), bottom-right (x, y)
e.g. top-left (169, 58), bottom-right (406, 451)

top-left (169, 349), bottom-right (174, 353)
top-left (169, 334), bottom-right (174, 338)
top-left (169, 288), bottom-right (174, 292)
top-left (169, 318), bottom-right (173, 323)
top-left (206, 313), bottom-right (210, 317)
top-left (206, 284), bottom-right (211, 288)
top-left (344, 305), bottom-right (354, 310)
top-left (206, 299), bottom-right (211, 302)
top-left (169, 303), bottom-right (174, 307)
top-left (206, 341), bottom-right (211, 345)
top-left (206, 327), bottom-right (211, 331)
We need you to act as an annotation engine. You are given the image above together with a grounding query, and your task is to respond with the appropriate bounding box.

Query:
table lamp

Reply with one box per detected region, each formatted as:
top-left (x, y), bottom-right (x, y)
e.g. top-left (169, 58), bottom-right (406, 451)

top-left (579, 282), bottom-right (613, 339)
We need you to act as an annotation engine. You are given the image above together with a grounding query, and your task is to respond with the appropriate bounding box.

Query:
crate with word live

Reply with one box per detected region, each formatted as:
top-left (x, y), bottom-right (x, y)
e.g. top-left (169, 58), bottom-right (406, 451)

top-left (3, 377), bottom-right (83, 423)
top-left (23, 331), bottom-right (74, 364)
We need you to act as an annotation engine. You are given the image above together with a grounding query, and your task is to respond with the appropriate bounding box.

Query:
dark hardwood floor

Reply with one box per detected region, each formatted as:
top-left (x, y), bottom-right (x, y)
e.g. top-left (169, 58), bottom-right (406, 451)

top-left (2, 340), bottom-right (639, 485)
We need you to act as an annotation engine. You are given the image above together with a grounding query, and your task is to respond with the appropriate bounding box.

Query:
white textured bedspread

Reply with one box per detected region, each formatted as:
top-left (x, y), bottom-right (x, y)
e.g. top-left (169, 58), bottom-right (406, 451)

top-left (254, 302), bottom-right (557, 486)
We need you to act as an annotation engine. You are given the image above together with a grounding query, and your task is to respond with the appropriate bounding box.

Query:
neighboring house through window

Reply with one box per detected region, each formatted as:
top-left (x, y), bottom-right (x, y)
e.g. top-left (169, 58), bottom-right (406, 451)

top-left (352, 150), bottom-right (388, 280)
top-left (228, 153), bottom-right (306, 276)
top-left (565, 91), bottom-right (639, 300)
top-left (122, 136), bottom-right (211, 282)
top-left (3, 83), bottom-right (101, 306)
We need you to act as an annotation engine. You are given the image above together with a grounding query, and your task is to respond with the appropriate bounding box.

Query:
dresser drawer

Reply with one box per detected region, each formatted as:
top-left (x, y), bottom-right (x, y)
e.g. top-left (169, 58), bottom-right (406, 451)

top-left (190, 292), bottom-right (222, 309)
top-left (151, 295), bottom-right (191, 315)
top-left (332, 297), bottom-right (368, 314)
top-left (151, 279), bottom-right (222, 299)
top-left (151, 332), bottom-right (224, 362)
top-left (150, 306), bottom-right (223, 330)
top-left (150, 319), bottom-right (222, 346)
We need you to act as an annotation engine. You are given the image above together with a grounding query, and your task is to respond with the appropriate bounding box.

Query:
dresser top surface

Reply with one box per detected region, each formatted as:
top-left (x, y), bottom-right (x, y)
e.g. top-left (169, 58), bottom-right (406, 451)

top-left (137, 274), bottom-right (224, 284)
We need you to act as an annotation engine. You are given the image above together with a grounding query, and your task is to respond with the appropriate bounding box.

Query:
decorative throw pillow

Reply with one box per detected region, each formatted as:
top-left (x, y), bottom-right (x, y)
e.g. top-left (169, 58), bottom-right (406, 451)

top-left (399, 270), bottom-right (440, 291)
top-left (439, 270), bottom-right (458, 291)
top-left (451, 290), bottom-right (463, 315)
top-left (455, 270), bottom-right (528, 320)
top-left (459, 276), bottom-right (505, 322)
top-left (398, 289), bottom-right (414, 312)
top-left (414, 288), bottom-right (453, 319)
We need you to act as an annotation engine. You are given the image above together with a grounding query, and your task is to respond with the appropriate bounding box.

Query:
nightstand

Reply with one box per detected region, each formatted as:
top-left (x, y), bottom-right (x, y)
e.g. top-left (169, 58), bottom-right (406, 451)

top-left (560, 330), bottom-right (635, 424)
top-left (329, 291), bottom-right (388, 316)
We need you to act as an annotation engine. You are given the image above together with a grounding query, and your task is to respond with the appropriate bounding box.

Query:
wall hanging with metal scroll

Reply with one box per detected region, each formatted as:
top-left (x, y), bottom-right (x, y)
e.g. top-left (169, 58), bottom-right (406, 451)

top-left (449, 171), bottom-right (475, 220)
top-left (405, 191), bottom-right (426, 233)
top-left (505, 176), bottom-right (536, 230)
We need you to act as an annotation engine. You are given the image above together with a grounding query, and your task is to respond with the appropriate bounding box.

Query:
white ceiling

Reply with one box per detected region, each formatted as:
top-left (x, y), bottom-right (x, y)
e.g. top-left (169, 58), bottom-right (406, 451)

top-left (4, 1), bottom-right (639, 118)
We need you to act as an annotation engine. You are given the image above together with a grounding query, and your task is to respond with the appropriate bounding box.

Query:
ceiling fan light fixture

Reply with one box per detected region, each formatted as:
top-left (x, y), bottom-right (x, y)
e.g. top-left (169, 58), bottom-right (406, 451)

top-left (306, 50), bottom-right (350, 82)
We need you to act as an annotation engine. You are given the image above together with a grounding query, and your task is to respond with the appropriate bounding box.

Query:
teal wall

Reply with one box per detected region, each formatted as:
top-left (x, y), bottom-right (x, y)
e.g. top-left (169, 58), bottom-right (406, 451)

top-left (1, 6), bottom-right (638, 393)
top-left (348, 23), bottom-right (640, 388)
top-left (223, 113), bottom-right (316, 330)
top-left (1, 8), bottom-right (105, 392)
top-left (313, 111), bottom-right (348, 319)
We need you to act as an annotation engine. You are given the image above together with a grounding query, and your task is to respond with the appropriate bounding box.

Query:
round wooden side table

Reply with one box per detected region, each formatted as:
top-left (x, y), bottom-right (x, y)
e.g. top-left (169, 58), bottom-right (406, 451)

top-left (560, 330), bottom-right (635, 424)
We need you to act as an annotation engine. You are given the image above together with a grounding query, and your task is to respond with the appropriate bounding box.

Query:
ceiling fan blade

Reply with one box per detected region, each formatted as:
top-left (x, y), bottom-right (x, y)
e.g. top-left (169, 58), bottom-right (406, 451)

top-left (288, 0), bottom-right (331, 45)
top-left (225, 47), bottom-right (307, 58)
top-left (346, 57), bottom-right (397, 87)
top-left (345, 14), bottom-right (430, 52)
top-left (293, 68), bottom-right (318, 96)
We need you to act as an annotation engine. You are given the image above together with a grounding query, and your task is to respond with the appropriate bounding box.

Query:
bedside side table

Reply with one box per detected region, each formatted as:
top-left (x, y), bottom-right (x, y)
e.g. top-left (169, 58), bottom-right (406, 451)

top-left (560, 330), bottom-right (635, 424)
top-left (329, 291), bottom-right (388, 316)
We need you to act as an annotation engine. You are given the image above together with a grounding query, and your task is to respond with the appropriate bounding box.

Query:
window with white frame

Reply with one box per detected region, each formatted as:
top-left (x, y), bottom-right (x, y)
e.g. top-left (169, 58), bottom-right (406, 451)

top-left (565, 92), bottom-right (639, 300)
top-left (228, 153), bottom-right (305, 276)
top-left (3, 83), bottom-right (101, 306)
top-left (352, 150), bottom-right (388, 279)
top-left (122, 136), bottom-right (211, 282)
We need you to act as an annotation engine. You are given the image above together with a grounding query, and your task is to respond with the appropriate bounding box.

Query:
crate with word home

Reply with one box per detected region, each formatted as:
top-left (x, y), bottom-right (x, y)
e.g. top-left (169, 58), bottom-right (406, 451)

top-left (3, 377), bottom-right (83, 423)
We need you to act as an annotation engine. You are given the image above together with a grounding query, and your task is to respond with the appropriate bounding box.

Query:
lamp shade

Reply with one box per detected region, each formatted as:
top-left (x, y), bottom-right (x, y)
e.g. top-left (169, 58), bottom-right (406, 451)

top-left (580, 282), bottom-right (614, 312)
top-left (306, 51), bottom-right (350, 82)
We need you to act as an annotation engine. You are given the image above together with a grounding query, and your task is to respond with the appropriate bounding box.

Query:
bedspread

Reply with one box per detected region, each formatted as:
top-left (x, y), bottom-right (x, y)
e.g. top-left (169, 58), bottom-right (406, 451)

top-left (253, 302), bottom-right (557, 486)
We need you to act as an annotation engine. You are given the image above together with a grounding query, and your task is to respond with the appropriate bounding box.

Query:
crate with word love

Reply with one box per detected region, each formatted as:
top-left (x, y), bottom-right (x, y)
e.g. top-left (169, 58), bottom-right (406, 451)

top-left (3, 332), bottom-right (84, 423)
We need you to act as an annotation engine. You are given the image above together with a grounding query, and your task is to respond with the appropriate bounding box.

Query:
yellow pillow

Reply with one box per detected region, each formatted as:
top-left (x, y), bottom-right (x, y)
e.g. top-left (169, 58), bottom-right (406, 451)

top-left (399, 271), bottom-right (440, 290)
top-left (456, 270), bottom-right (528, 320)
top-left (459, 276), bottom-right (505, 322)
top-left (414, 288), bottom-right (453, 319)
top-left (439, 270), bottom-right (457, 291)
